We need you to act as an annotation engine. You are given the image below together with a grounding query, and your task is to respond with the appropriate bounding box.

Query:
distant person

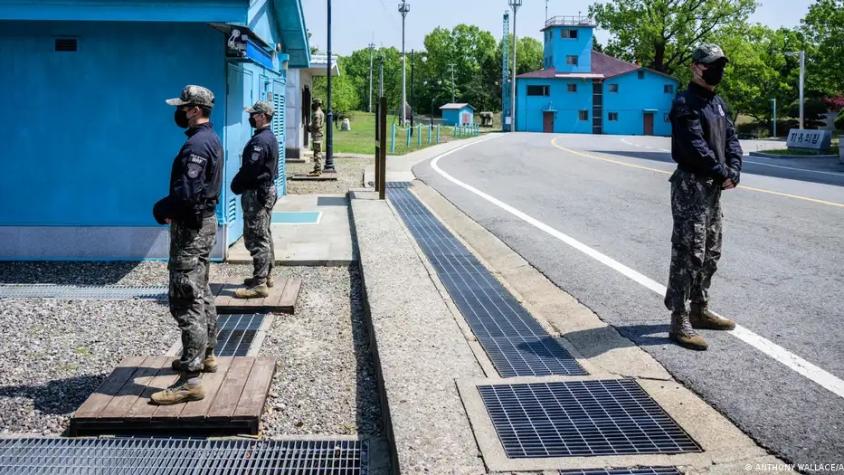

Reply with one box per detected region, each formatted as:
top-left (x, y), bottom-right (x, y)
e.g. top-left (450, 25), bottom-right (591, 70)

top-left (308, 99), bottom-right (325, 176)
top-left (231, 101), bottom-right (279, 299)
top-left (664, 44), bottom-right (743, 351)
top-left (152, 85), bottom-right (223, 403)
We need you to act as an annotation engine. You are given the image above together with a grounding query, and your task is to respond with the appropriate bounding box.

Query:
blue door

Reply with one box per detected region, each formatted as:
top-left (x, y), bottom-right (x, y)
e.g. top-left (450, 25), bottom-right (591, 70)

top-left (223, 63), bottom-right (253, 246)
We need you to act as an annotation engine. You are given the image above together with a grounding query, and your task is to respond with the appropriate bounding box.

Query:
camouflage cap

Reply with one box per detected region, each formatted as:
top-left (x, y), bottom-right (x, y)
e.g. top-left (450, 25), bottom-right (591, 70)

top-left (166, 85), bottom-right (215, 107)
top-left (312, 98), bottom-right (323, 107)
top-left (245, 100), bottom-right (274, 116)
top-left (692, 44), bottom-right (728, 64)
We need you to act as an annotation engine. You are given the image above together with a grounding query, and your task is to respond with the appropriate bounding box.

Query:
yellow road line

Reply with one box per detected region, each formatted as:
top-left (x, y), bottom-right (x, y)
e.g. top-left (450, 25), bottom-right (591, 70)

top-left (550, 136), bottom-right (844, 209)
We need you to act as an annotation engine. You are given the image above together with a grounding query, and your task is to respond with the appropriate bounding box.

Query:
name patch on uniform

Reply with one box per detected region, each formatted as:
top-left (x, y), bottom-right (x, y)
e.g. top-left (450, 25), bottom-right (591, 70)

top-left (187, 154), bottom-right (206, 178)
top-left (188, 154), bottom-right (207, 165)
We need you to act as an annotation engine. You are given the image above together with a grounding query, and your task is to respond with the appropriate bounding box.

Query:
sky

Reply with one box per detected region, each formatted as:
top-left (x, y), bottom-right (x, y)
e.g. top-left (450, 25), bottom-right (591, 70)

top-left (301, 0), bottom-right (814, 55)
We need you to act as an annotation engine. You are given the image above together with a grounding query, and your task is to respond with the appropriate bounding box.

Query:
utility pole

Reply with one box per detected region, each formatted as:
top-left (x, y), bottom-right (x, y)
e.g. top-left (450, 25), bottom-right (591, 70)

top-left (545, 0), bottom-right (549, 21)
top-left (799, 50), bottom-right (805, 130)
top-left (771, 98), bottom-right (777, 138)
top-left (399, 1), bottom-right (410, 126)
top-left (324, 0), bottom-right (335, 172)
top-left (509, 0), bottom-right (522, 132)
top-left (410, 50), bottom-right (415, 130)
top-left (368, 42), bottom-right (375, 113)
top-left (447, 63), bottom-right (456, 103)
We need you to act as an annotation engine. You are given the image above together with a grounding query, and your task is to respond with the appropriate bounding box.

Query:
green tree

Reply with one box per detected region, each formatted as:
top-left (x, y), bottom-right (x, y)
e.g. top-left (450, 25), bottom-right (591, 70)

top-left (801, 0), bottom-right (844, 96)
top-left (589, 0), bottom-right (757, 74)
top-left (711, 25), bottom-right (803, 122)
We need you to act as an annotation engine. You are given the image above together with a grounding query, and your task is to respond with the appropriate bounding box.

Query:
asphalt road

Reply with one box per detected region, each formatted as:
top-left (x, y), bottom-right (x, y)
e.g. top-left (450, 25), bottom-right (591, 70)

top-left (414, 132), bottom-right (844, 466)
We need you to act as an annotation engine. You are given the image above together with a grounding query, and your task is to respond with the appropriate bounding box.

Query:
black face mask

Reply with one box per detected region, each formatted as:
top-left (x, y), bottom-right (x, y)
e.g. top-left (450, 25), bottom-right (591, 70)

top-left (248, 117), bottom-right (257, 128)
top-left (702, 64), bottom-right (725, 86)
top-left (174, 109), bottom-right (190, 128)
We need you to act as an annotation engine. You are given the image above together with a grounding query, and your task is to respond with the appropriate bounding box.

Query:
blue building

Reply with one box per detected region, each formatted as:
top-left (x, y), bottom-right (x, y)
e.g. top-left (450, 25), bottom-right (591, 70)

top-left (515, 16), bottom-right (679, 136)
top-left (440, 103), bottom-right (476, 127)
top-left (0, 0), bottom-right (310, 260)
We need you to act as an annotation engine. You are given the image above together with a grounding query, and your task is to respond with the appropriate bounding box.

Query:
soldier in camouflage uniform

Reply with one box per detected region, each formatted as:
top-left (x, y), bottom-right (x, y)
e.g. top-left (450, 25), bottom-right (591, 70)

top-left (665, 44), bottom-right (742, 351)
top-left (308, 99), bottom-right (325, 176)
top-left (231, 100), bottom-right (279, 298)
top-left (152, 85), bottom-right (223, 404)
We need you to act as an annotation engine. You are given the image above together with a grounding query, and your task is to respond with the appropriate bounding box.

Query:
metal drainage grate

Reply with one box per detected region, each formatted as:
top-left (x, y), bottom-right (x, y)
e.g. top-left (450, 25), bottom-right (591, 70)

top-left (559, 468), bottom-right (682, 475)
top-left (0, 437), bottom-right (368, 474)
top-left (479, 380), bottom-right (701, 458)
top-left (387, 183), bottom-right (586, 377)
top-left (216, 313), bottom-right (265, 357)
top-left (0, 284), bottom-right (167, 301)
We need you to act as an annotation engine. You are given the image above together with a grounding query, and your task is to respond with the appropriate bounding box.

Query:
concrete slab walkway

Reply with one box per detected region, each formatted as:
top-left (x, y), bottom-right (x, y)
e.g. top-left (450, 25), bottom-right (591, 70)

top-left (226, 194), bottom-right (354, 267)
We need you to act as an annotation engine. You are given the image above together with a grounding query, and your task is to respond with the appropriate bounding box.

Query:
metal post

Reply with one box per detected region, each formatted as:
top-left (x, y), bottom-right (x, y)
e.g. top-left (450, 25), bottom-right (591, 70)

top-left (399, 1), bottom-right (410, 126)
top-left (368, 42), bottom-right (375, 113)
top-left (324, 0), bottom-right (336, 172)
top-left (545, 0), bottom-right (549, 21)
top-left (410, 50), bottom-right (415, 133)
top-left (448, 63), bottom-right (456, 103)
top-left (799, 50), bottom-right (805, 130)
top-left (771, 98), bottom-right (777, 138)
top-left (509, 0), bottom-right (522, 132)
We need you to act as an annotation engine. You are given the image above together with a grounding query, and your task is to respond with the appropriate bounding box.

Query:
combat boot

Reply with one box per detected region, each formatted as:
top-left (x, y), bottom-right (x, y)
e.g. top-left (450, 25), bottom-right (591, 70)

top-left (308, 168), bottom-right (322, 177)
top-left (669, 312), bottom-right (708, 351)
top-left (235, 283), bottom-right (270, 299)
top-left (171, 353), bottom-right (218, 373)
top-left (243, 275), bottom-right (274, 288)
top-left (150, 377), bottom-right (205, 405)
top-left (690, 304), bottom-right (736, 330)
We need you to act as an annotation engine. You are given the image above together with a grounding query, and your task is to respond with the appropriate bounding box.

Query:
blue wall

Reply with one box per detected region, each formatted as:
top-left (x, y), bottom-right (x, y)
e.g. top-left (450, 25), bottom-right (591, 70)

top-left (516, 78), bottom-right (593, 134)
top-left (0, 21), bottom-right (226, 226)
top-left (602, 69), bottom-right (678, 136)
top-left (0, 0), bottom-right (245, 22)
top-left (543, 25), bottom-right (592, 73)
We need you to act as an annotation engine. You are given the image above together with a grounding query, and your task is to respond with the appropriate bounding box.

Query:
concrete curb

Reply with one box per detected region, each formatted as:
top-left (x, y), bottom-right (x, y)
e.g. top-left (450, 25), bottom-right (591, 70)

top-left (349, 191), bottom-right (486, 474)
top-left (748, 151), bottom-right (839, 160)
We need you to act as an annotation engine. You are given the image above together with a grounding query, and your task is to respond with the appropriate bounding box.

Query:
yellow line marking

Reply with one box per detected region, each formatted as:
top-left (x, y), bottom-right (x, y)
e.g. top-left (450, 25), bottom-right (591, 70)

top-left (550, 136), bottom-right (844, 209)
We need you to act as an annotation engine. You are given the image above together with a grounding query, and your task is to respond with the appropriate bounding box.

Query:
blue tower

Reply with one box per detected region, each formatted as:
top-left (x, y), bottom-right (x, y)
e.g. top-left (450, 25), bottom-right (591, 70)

top-left (541, 16), bottom-right (594, 73)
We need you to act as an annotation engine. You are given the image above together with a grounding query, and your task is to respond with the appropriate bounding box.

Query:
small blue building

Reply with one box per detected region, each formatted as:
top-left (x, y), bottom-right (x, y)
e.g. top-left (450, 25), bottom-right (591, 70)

top-left (0, 0), bottom-right (310, 260)
top-left (515, 16), bottom-right (679, 136)
top-left (440, 103), bottom-right (476, 127)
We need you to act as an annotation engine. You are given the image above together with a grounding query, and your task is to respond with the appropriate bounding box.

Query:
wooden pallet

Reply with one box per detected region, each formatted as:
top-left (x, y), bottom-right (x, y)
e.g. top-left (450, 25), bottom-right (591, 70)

top-left (70, 356), bottom-right (276, 436)
top-left (210, 277), bottom-right (301, 314)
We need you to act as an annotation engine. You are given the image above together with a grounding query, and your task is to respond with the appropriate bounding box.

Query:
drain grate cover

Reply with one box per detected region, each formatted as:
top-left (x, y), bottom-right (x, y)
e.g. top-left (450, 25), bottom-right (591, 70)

top-left (0, 437), bottom-right (368, 474)
top-left (216, 313), bottom-right (265, 357)
top-left (388, 183), bottom-right (586, 377)
top-left (559, 468), bottom-right (682, 475)
top-left (479, 380), bottom-right (701, 458)
top-left (0, 284), bottom-right (167, 301)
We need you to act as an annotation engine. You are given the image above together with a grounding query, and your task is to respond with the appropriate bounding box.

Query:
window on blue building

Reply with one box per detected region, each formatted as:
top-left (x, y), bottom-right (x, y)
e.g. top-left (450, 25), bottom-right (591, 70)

top-left (567, 84), bottom-right (577, 93)
top-left (579, 110), bottom-right (589, 120)
top-left (562, 29), bottom-right (578, 39)
top-left (638, 70), bottom-right (645, 79)
top-left (527, 85), bottom-right (550, 96)
top-left (566, 55), bottom-right (578, 65)
top-left (608, 84), bottom-right (619, 93)
top-left (664, 84), bottom-right (675, 93)
top-left (608, 112), bottom-right (619, 121)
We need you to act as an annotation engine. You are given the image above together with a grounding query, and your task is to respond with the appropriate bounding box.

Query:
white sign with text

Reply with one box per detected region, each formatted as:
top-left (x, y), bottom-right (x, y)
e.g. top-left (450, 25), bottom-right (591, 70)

top-left (786, 129), bottom-right (832, 150)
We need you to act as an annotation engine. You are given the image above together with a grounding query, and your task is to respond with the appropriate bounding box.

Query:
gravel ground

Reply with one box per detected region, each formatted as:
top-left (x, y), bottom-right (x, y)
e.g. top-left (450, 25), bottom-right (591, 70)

top-left (211, 264), bottom-right (382, 437)
top-left (0, 262), bottom-right (383, 439)
top-left (286, 156), bottom-right (368, 195)
top-left (0, 298), bottom-right (176, 436)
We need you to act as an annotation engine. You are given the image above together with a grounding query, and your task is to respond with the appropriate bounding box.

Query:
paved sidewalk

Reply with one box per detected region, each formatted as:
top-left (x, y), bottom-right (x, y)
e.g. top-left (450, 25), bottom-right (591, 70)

top-left (227, 194), bottom-right (354, 266)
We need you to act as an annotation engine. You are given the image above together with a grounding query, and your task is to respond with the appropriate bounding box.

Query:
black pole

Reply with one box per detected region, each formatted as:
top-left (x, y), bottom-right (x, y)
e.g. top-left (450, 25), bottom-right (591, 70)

top-left (324, 0), bottom-right (335, 172)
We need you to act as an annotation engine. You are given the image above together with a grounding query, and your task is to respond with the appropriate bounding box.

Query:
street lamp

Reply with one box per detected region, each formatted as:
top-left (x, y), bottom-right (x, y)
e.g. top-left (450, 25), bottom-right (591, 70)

top-left (786, 50), bottom-right (806, 130)
top-left (509, 0), bottom-right (522, 132)
top-left (399, 1), bottom-right (410, 126)
top-left (324, 0), bottom-right (336, 172)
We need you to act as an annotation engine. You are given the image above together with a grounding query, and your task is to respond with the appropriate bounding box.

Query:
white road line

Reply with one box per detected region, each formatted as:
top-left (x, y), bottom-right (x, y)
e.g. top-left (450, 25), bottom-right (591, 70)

top-left (429, 138), bottom-right (844, 400)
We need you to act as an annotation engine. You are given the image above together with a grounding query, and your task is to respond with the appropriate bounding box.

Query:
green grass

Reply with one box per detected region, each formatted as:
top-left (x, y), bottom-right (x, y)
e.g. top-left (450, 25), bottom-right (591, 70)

top-left (328, 111), bottom-right (481, 156)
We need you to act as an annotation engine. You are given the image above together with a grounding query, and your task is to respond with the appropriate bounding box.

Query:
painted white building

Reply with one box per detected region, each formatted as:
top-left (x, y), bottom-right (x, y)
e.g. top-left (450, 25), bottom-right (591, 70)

top-left (285, 53), bottom-right (339, 159)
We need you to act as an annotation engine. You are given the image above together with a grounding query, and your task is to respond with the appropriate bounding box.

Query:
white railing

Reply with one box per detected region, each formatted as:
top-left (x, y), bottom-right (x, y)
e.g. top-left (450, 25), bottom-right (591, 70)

top-left (545, 15), bottom-right (595, 27)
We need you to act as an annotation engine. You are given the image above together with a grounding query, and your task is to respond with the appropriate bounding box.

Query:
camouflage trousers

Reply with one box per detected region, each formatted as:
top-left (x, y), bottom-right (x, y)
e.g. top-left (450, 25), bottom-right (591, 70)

top-left (664, 169), bottom-right (723, 314)
top-left (312, 141), bottom-right (323, 171)
top-left (242, 187), bottom-right (277, 284)
top-left (168, 215), bottom-right (218, 373)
